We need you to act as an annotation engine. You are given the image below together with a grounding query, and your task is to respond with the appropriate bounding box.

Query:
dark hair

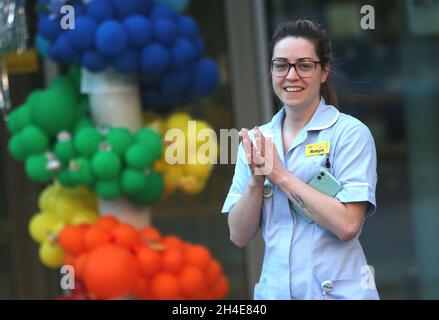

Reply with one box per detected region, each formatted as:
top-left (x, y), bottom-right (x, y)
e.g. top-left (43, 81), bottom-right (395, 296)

top-left (270, 19), bottom-right (338, 107)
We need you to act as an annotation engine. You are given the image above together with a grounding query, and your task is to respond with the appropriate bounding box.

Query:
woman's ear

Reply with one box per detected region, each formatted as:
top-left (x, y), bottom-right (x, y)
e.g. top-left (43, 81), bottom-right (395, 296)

top-left (321, 65), bottom-right (330, 83)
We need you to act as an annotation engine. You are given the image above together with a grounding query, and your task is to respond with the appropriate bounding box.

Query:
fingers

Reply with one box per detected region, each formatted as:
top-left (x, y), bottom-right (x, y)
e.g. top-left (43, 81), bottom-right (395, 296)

top-left (239, 129), bottom-right (255, 172)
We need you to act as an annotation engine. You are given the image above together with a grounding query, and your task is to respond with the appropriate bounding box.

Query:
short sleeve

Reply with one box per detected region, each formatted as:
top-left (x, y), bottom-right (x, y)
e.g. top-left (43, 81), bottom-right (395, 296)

top-left (221, 142), bottom-right (251, 214)
top-left (332, 124), bottom-right (378, 218)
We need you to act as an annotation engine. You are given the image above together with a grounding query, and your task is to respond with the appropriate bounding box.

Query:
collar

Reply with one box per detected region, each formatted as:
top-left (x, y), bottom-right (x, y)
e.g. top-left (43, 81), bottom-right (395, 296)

top-left (269, 97), bottom-right (340, 132)
top-left (268, 98), bottom-right (340, 161)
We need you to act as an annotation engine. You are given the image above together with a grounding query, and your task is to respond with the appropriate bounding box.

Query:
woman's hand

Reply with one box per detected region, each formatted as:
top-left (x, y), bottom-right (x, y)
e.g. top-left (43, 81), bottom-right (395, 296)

top-left (239, 128), bottom-right (265, 187)
top-left (252, 127), bottom-right (286, 185)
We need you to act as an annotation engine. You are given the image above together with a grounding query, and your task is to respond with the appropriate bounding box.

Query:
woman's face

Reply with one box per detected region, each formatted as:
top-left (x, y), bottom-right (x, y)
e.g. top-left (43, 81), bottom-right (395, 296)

top-left (272, 36), bottom-right (328, 110)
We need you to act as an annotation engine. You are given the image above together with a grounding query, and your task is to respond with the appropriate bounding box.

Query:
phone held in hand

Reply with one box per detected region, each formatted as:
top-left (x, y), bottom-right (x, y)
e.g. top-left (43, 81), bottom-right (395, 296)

top-left (291, 167), bottom-right (343, 224)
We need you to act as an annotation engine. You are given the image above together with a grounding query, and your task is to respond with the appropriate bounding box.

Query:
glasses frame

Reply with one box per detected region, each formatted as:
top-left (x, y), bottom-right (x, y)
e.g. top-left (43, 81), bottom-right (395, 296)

top-left (270, 59), bottom-right (322, 78)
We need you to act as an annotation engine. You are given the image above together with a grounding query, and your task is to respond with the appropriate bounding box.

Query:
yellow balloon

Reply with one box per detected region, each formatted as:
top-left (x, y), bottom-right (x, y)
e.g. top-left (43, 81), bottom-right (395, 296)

top-left (39, 241), bottom-right (65, 268)
top-left (52, 199), bottom-right (77, 224)
top-left (29, 212), bottom-right (64, 243)
top-left (163, 165), bottom-right (184, 197)
top-left (70, 209), bottom-right (98, 225)
top-left (38, 185), bottom-right (57, 213)
top-left (179, 175), bottom-right (207, 195)
top-left (184, 162), bottom-right (213, 179)
top-left (166, 112), bottom-right (191, 131)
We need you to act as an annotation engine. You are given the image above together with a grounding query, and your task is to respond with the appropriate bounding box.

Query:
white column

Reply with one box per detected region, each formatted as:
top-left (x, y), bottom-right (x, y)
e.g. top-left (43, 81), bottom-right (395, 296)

top-left (81, 68), bottom-right (150, 228)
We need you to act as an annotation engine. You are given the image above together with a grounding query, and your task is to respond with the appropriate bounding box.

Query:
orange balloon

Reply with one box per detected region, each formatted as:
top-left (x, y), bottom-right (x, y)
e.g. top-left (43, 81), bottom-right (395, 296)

top-left (137, 247), bottom-right (161, 277)
top-left (132, 276), bottom-right (152, 300)
top-left (206, 259), bottom-right (223, 287)
top-left (74, 252), bottom-right (89, 281)
top-left (161, 249), bottom-right (183, 274)
top-left (83, 244), bottom-right (139, 299)
top-left (83, 227), bottom-right (111, 251)
top-left (151, 272), bottom-right (181, 300)
top-left (162, 235), bottom-right (184, 251)
top-left (59, 225), bottom-right (86, 255)
top-left (139, 226), bottom-right (161, 244)
top-left (95, 216), bottom-right (119, 233)
top-left (178, 266), bottom-right (207, 298)
top-left (64, 254), bottom-right (75, 266)
top-left (184, 245), bottom-right (212, 271)
top-left (112, 223), bottom-right (141, 250)
top-left (212, 276), bottom-right (229, 299)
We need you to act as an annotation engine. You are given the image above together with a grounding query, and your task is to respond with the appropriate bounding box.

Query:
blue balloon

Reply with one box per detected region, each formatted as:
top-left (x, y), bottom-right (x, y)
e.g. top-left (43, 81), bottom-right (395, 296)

top-left (161, 69), bottom-right (191, 93)
top-left (142, 89), bottom-right (161, 108)
top-left (150, 3), bottom-right (177, 21)
top-left (192, 37), bottom-right (205, 60)
top-left (38, 15), bottom-right (62, 42)
top-left (140, 43), bottom-right (170, 76)
top-left (49, 34), bottom-right (79, 63)
top-left (153, 19), bottom-right (178, 47)
top-left (177, 16), bottom-right (198, 39)
top-left (154, 0), bottom-right (190, 13)
top-left (86, 0), bottom-right (115, 23)
top-left (35, 35), bottom-right (51, 57)
top-left (96, 20), bottom-right (128, 57)
top-left (82, 51), bottom-right (110, 73)
top-left (112, 0), bottom-right (152, 19)
top-left (123, 15), bottom-right (152, 49)
top-left (171, 38), bottom-right (195, 70)
top-left (66, 16), bottom-right (97, 51)
top-left (112, 49), bottom-right (139, 73)
top-left (191, 58), bottom-right (220, 97)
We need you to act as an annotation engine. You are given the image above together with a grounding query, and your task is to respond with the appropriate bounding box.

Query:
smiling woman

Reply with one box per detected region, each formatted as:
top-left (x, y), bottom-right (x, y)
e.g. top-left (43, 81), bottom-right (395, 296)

top-left (222, 19), bottom-right (380, 300)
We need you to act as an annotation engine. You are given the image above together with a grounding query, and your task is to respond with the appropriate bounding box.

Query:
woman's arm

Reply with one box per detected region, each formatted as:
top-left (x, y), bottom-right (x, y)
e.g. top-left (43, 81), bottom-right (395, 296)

top-left (253, 127), bottom-right (367, 241)
top-left (228, 181), bottom-right (264, 247)
top-left (227, 128), bottom-right (265, 248)
top-left (275, 171), bottom-right (367, 241)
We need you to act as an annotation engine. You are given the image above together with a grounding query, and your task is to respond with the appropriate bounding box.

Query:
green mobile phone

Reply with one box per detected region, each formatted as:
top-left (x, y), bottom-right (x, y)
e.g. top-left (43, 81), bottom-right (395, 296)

top-left (292, 167), bottom-right (343, 223)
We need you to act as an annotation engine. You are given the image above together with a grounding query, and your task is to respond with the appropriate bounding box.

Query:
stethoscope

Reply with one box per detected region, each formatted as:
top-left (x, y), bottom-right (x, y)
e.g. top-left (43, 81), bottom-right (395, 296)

top-left (262, 178), bottom-right (273, 198)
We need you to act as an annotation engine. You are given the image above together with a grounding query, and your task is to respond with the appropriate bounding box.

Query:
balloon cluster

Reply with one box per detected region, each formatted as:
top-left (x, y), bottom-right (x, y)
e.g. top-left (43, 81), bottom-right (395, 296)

top-left (35, 0), bottom-right (220, 113)
top-left (7, 69), bottom-right (165, 205)
top-left (28, 182), bottom-right (98, 268)
top-left (59, 216), bottom-right (229, 300)
top-left (145, 111), bottom-right (217, 197)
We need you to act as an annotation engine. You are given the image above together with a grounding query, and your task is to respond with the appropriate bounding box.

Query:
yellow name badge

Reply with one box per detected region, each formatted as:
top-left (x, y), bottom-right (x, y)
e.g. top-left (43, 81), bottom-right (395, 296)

top-left (305, 142), bottom-right (330, 157)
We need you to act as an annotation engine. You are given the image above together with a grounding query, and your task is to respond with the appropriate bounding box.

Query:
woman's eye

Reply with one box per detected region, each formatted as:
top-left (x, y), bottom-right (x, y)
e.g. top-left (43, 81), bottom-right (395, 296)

top-left (298, 63), bottom-right (313, 71)
top-left (274, 63), bottom-right (288, 70)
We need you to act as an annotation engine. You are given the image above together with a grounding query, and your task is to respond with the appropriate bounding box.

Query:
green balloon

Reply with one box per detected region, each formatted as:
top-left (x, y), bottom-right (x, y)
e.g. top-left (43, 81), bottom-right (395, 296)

top-left (57, 168), bottom-right (76, 187)
top-left (107, 127), bottom-right (134, 156)
top-left (74, 127), bottom-right (102, 157)
top-left (25, 154), bottom-right (53, 183)
top-left (6, 104), bottom-right (31, 134)
top-left (131, 171), bottom-right (164, 205)
top-left (8, 135), bottom-right (26, 161)
top-left (74, 118), bottom-right (94, 133)
top-left (25, 89), bottom-right (43, 106)
top-left (125, 143), bottom-right (154, 170)
top-left (136, 128), bottom-right (163, 159)
top-left (30, 86), bottom-right (79, 136)
top-left (67, 65), bottom-right (81, 90)
top-left (50, 75), bottom-right (78, 102)
top-left (91, 151), bottom-right (121, 180)
top-left (121, 169), bottom-right (146, 195)
top-left (69, 158), bottom-right (94, 186)
top-left (95, 179), bottom-right (121, 200)
top-left (19, 125), bottom-right (49, 156)
top-left (76, 95), bottom-right (90, 120)
top-left (54, 139), bottom-right (76, 164)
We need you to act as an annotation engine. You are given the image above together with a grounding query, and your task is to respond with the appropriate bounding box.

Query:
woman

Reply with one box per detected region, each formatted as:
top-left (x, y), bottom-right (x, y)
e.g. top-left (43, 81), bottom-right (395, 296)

top-left (222, 19), bottom-right (379, 300)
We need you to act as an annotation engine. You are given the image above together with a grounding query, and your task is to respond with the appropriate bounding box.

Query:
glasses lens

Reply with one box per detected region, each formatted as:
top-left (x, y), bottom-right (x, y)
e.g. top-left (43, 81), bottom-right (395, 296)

top-left (272, 61), bottom-right (289, 77)
top-left (296, 62), bottom-right (316, 77)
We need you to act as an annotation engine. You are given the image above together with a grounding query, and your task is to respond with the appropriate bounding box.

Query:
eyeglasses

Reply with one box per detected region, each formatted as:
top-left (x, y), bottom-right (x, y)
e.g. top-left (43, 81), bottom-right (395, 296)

top-left (270, 59), bottom-right (321, 78)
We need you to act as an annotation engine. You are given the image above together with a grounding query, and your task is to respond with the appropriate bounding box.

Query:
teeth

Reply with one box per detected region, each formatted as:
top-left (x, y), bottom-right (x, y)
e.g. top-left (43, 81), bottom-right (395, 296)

top-left (285, 87), bottom-right (304, 92)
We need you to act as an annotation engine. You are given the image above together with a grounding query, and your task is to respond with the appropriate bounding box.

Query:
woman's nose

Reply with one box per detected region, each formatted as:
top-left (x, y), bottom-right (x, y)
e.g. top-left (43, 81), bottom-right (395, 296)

top-left (286, 65), bottom-right (300, 80)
